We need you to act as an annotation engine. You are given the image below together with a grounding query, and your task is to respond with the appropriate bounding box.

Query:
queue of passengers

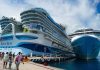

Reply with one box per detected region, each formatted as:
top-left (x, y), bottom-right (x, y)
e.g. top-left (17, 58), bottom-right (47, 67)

top-left (0, 52), bottom-right (15, 69)
top-left (0, 52), bottom-right (29, 70)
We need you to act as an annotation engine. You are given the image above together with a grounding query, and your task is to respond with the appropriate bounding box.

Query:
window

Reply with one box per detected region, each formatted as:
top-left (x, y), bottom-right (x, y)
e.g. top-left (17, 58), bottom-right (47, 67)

top-left (16, 35), bottom-right (38, 40)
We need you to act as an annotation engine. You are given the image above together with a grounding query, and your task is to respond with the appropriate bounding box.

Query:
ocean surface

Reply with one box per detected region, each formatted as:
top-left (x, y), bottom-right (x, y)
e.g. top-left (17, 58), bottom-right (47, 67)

top-left (49, 56), bottom-right (100, 70)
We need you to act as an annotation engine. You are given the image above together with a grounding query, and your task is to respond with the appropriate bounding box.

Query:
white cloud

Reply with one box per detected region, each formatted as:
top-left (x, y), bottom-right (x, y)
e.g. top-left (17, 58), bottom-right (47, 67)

top-left (0, 0), bottom-right (27, 20)
top-left (89, 14), bottom-right (100, 29)
top-left (0, 0), bottom-right (100, 34)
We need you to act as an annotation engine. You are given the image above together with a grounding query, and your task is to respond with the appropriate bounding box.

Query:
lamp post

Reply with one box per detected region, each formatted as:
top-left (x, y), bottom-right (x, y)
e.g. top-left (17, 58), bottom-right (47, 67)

top-left (43, 47), bottom-right (46, 57)
top-left (30, 50), bottom-right (33, 57)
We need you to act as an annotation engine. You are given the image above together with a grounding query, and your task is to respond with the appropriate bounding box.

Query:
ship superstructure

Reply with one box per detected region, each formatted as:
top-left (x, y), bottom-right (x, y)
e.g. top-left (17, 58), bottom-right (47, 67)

top-left (0, 17), bottom-right (12, 30)
top-left (69, 29), bottom-right (100, 39)
top-left (0, 8), bottom-right (73, 57)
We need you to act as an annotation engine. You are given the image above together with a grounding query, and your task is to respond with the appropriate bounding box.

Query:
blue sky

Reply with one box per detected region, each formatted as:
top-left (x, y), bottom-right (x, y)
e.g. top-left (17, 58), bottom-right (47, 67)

top-left (0, 0), bottom-right (100, 34)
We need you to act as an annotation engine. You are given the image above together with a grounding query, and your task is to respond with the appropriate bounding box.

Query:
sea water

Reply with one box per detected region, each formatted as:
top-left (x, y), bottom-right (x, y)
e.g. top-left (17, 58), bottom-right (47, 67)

top-left (49, 56), bottom-right (100, 70)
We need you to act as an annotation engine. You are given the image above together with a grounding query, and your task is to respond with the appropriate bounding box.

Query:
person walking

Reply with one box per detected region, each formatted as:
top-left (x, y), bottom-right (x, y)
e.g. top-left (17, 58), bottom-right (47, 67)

top-left (8, 52), bottom-right (13, 69)
top-left (15, 52), bottom-right (22, 70)
top-left (3, 52), bottom-right (9, 69)
top-left (12, 52), bottom-right (15, 61)
top-left (1, 52), bottom-right (4, 60)
top-left (0, 52), bottom-right (2, 60)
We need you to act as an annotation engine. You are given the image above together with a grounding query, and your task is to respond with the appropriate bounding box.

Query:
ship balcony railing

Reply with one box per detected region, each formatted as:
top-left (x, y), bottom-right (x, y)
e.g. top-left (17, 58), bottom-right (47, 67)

top-left (29, 28), bottom-right (39, 31)
top-left (15, 32), bottom-right (39, 37)
top-left (16, 32), bottom-right (36, 35)
top-left (28, 27), bottom-right (45, 32)
top-left (44, 34), bottom-right (66, 46)
top-left (44, 36), bottom-right (53, 41)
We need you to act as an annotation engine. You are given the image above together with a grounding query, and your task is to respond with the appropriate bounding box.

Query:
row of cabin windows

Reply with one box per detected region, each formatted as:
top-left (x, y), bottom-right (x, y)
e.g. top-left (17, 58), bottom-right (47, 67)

top-left (0, 46), bottom-right (12, 48)
top-left (21, 14), bottom-right (64, 36)
top-left (21, 11), bottom-right (47, 18)
top-left (0, 42), bottom-right (12, 45)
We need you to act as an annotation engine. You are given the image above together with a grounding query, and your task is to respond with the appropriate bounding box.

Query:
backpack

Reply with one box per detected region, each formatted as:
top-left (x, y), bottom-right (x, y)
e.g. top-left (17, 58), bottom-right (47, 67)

top-left (9, 54), bottom-right (12, 60)
top-left (15, 55), bottom-right (19, 62)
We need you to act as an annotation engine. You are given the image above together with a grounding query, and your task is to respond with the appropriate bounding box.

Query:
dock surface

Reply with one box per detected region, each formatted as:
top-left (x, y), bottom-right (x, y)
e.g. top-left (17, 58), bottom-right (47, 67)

top-left (0, 60), bottom-right (62, 70)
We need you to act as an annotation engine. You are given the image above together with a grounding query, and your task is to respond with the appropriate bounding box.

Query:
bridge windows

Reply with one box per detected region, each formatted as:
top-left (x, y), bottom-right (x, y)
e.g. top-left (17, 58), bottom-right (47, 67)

top-left (22, 23), bottom-right (45, 33)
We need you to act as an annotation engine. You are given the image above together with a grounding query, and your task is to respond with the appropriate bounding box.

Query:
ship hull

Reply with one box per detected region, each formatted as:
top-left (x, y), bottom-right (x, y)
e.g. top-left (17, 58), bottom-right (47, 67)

top-left (0, 43), bottom-right (67, 56)
top-left (71, 35), bottom-right (100, 59)
top-left (0, 34), bottom-right (71, 56)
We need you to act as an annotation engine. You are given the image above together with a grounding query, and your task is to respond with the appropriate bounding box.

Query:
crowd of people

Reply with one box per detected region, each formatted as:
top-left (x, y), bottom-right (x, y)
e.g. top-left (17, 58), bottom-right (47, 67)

top-left (0, 52), bottom-right (30, 70)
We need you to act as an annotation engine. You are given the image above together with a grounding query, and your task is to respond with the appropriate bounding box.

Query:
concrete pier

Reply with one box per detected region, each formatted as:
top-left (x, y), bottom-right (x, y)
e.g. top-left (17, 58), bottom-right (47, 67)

top-left (0, 60), bottom-right (62, 70)
top-left (0, 56), bottom-right (75, 70)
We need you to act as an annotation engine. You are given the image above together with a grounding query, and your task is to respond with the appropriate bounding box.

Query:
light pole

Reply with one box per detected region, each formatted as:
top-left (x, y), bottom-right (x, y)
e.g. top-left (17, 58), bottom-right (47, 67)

top-left (30, 50), bottom-right (33, 57)
top-left (43, 47), bottom-right (46, 57)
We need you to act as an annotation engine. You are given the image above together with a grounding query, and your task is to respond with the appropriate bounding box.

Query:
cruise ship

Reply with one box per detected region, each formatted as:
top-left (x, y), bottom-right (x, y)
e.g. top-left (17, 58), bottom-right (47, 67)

top-left (0, 8), bottom-right (73, 56)
top-left (69, 29), bottom-right (100, 59)
top-left (0, 16), bottom-right (12, 30)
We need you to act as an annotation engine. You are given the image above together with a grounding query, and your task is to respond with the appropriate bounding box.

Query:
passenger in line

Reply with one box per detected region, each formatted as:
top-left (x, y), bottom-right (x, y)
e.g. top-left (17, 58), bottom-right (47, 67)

top-left (15, 52), bottom-right (22, 70)
top-left (1, 52), bottom-right (5, 60)
top-left (3, 52), bottom-right (9, 69)
top-left (9, 52), bottom-right (13, 69)
top-left (0, 52), bottom-right (2, 60)
top-left (12, 52), bottom-right (15, 61)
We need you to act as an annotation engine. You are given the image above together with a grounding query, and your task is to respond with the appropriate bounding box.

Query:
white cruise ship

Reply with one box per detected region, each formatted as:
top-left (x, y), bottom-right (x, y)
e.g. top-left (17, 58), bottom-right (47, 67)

top-left (0, 8), bottom-right (73, 56)
top-left (69, 29), bottom-right (100, 59)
